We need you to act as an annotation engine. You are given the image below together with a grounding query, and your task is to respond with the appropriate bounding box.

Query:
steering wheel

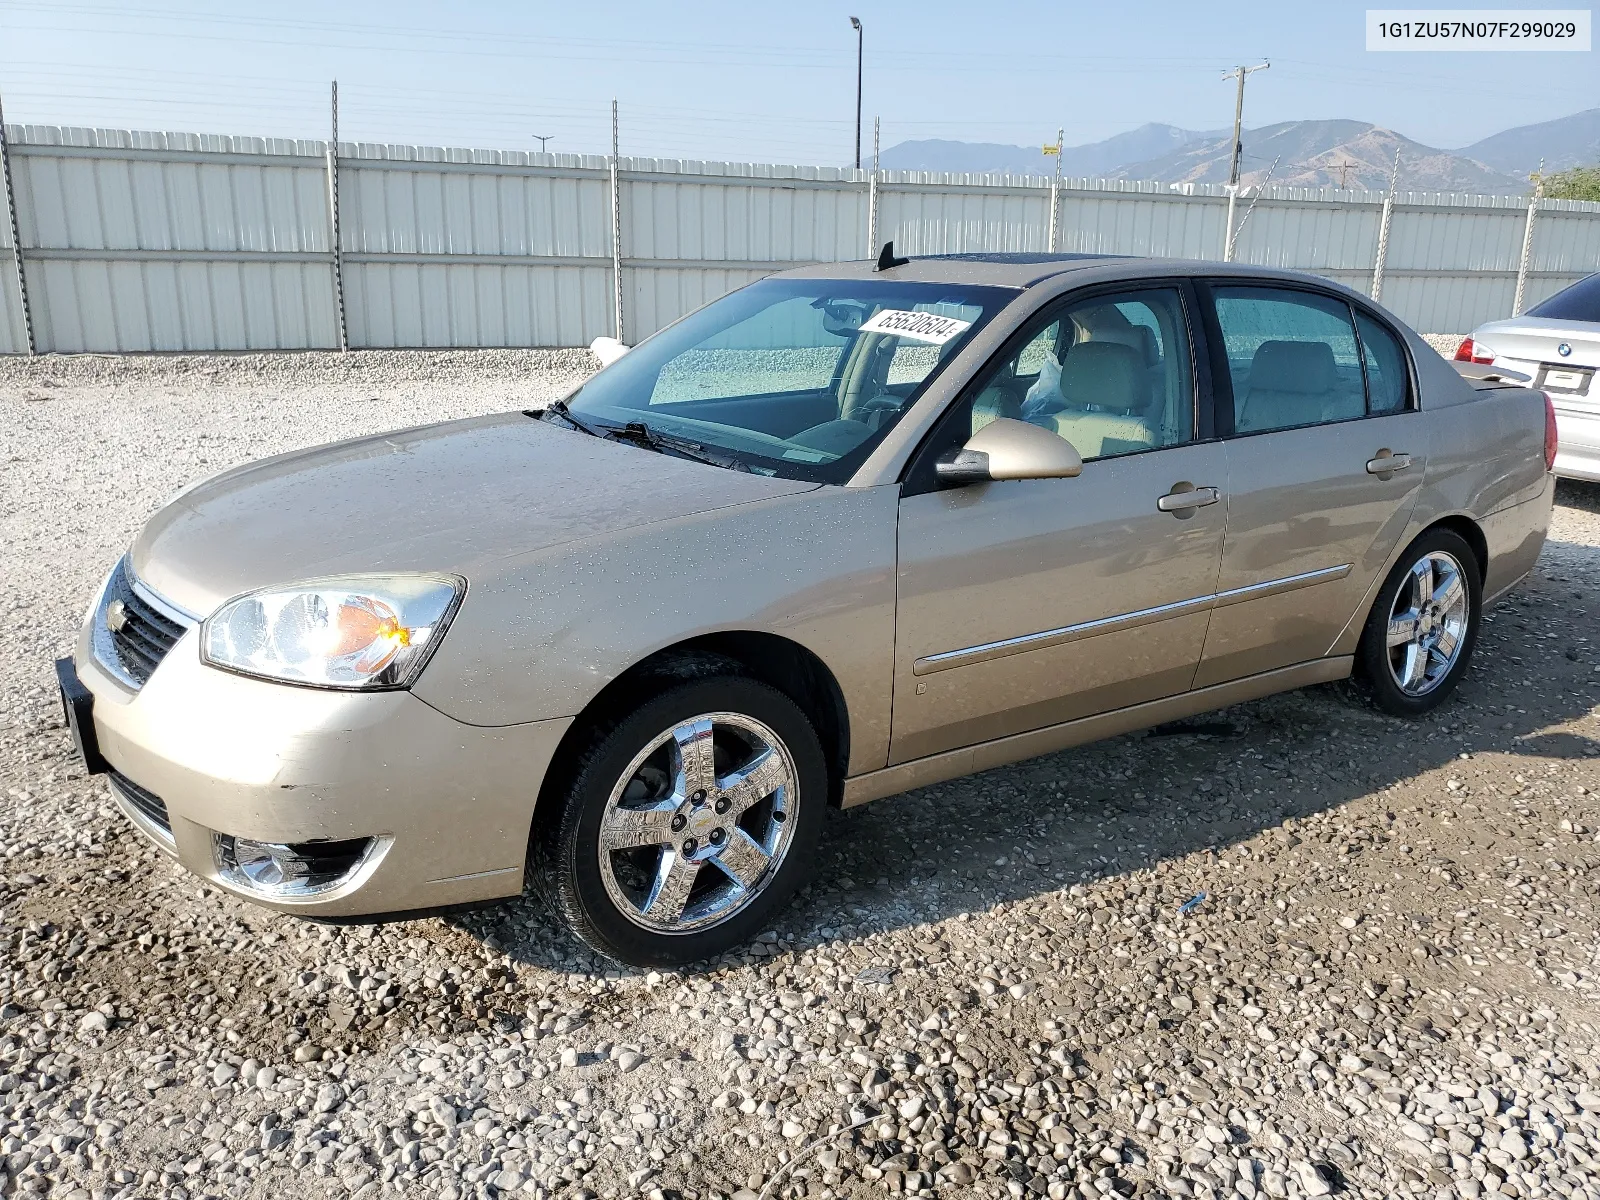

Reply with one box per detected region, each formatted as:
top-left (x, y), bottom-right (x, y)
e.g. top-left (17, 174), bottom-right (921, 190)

top-left (852, 395), bottom-right (904, 429)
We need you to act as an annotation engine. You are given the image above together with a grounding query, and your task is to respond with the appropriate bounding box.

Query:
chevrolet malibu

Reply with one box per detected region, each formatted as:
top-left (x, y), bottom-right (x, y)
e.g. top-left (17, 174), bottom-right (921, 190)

top-left (58, 251), bottom-right (1557, 967)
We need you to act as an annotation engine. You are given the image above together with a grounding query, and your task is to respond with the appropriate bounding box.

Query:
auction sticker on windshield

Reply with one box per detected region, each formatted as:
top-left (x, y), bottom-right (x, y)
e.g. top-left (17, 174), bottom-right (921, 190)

top-left (859, 309), bottom-right (974, 344)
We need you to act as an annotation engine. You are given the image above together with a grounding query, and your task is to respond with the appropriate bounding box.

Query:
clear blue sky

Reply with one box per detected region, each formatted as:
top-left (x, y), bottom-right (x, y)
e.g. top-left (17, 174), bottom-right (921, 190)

top-left (0, 1), bottom-right (1593, 164)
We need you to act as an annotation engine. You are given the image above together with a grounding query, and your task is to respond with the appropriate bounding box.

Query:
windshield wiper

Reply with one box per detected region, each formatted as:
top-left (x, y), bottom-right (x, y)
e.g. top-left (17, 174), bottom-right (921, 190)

top-left (612, 421), bottom-right (752, 473)
top-left (534, 398), bottom-right (608, 439)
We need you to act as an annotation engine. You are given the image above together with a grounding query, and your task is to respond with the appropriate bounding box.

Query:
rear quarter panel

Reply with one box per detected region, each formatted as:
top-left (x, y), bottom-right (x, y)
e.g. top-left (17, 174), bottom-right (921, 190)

top-left (1328, 354), bottom-right (1553, 655)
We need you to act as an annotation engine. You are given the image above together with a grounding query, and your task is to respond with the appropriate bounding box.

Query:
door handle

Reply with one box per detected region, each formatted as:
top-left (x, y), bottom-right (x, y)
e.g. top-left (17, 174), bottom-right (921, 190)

top-left (1366, 451), bottom-right (1413, 475)
top-left (1157, 485), bottom-right (1221, 513)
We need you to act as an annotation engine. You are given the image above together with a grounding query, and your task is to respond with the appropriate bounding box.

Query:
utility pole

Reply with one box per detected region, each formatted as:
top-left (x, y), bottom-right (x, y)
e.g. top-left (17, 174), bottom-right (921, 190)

top-left (1223, 61), bottom-right (1270, 186)
top-left (1333, 159), bottom-right (1358, 189)
top-left (850, 16), bottom-right (863, 170)
top-left (532, 134), bottom-right (553, 154)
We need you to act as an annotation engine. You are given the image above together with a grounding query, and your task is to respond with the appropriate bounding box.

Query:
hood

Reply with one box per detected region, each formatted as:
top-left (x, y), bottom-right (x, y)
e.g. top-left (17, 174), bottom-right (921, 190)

top-left (131, 413), bottom-right (818, 616)
top-left (1474, 317), bottom-right (1600, 369)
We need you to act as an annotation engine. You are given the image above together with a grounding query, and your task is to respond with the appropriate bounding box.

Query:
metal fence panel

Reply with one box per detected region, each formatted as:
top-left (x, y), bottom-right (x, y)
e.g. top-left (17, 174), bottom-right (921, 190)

top-left (343, 260), bottom-right (610, 348)
top-left (879, 184), bottom-right (1051, 256)
top-left (2, 124), bottom-right (1599, 354)
top-left (620, 171), bottom-right (864, 265)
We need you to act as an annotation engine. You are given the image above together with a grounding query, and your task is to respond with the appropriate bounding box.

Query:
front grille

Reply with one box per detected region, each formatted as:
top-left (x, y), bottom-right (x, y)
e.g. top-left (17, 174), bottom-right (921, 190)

top-left (98, 559), bottom-right (189, 687)
top-left (108, 770), bottom-right (172, 842)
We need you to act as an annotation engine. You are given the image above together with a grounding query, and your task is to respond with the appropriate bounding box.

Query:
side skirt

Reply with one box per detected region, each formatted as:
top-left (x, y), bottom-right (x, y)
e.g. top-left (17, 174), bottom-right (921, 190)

top-left (840, 657), bottom-right (1352, 808)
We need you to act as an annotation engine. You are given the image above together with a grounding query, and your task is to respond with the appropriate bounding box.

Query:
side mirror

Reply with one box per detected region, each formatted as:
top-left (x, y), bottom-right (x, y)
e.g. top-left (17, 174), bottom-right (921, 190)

top-left (935, 417), bottom-right (1083, 486)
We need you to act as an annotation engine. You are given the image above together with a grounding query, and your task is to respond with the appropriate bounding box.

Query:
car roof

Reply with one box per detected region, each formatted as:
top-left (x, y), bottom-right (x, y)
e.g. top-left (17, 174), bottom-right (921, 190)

top-left (776, 253), bottom-right (1354, 292)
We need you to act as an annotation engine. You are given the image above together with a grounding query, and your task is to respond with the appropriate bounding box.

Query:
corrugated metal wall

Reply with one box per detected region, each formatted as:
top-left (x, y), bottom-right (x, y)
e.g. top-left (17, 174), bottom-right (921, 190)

top-left (2, 123), bottom-right (1598, 354)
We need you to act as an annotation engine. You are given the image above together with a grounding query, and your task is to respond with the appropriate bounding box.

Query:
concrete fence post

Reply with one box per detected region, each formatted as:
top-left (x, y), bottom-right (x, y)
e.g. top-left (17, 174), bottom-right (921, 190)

top-left (609, 100), bottom-right (625, 343)
top-left (1371, 195), bottom-right (1395, 302)
top-left (325, 81), bottom-right (349, 353)
top-left (866, 116), bottom-right (879, 257)
top-left (0, 95), bottom-right (36, 355)
top-left (1512, 194), bottom-right (1540, 317)
top-left (1222, 186), bottom-right (1239, 262)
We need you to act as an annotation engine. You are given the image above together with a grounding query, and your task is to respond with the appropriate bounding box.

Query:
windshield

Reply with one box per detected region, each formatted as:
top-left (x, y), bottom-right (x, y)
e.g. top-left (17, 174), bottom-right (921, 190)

top-left (1528, 272), bottom-right (1600, 323)
top-left (557, 278), bottom-right (1015, 482)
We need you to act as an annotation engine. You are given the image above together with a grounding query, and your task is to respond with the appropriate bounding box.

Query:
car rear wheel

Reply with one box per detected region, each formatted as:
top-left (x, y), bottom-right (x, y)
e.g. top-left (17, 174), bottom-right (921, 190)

top-left (535, 674), bottom-right (827, 967)
top-left (1354, 528), bottom-right (1482, 716)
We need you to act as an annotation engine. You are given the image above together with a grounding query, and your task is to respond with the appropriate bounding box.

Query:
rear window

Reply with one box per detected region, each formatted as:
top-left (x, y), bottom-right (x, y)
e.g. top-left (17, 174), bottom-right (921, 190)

top-left (1528, 272), bottom-right (1600, 323)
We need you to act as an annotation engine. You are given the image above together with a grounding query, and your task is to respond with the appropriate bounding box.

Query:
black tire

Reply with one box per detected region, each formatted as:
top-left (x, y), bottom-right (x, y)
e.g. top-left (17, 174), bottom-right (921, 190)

top-left (1354, 527), bottom-right (1483, 717)
top-left (534, 674), bottom-right (827, 968)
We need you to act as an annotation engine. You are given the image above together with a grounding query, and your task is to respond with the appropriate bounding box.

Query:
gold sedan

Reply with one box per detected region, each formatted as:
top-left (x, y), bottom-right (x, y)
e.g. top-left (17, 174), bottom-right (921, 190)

top-left (58, 252), bottom-right (1556, 966)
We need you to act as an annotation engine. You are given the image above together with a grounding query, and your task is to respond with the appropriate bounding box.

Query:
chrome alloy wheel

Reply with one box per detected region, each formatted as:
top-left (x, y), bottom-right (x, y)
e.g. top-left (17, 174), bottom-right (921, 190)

top-left (597, 712), bottom-right (798, 934)
top-left (1385, 550), bottom-right (1470, 696)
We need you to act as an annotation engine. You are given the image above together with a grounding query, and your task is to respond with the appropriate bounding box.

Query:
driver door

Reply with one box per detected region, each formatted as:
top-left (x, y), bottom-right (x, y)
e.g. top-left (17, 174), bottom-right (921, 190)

top-left (890, 284), bottom-right (1229, 764)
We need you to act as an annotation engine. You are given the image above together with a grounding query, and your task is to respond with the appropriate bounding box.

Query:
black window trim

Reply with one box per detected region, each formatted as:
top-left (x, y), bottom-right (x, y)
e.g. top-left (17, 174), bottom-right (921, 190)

top-left (1197, 277), bottom-right (1418, 440)
top-left (901, 278), bottom-right (1214, 496)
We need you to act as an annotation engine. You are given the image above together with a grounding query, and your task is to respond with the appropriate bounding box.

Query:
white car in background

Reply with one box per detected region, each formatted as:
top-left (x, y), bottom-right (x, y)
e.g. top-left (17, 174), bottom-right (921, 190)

top-left (1457, 271), bottom-right (1600, 482)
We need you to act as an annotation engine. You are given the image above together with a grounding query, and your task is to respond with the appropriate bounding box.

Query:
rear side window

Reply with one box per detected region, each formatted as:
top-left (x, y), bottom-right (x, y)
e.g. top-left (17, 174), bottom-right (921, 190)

top-left (1527, 272), bottom-right (1600, 322)
top-left (1356, 312), bottom-right (1411, 414)
top-left (1212, 287), bottom-right (1366, 434)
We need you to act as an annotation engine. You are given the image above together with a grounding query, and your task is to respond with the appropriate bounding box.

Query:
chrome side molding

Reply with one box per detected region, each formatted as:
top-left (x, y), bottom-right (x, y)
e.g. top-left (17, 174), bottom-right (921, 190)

top-left (914, 563), bottom-right (1352, 675)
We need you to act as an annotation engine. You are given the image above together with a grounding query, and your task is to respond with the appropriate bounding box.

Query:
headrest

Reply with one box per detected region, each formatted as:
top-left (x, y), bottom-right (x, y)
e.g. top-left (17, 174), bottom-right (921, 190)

top-left (1248, 340), bottom-right (1337, 395)
top-left (1059, 341), bottom-right (1147, 415)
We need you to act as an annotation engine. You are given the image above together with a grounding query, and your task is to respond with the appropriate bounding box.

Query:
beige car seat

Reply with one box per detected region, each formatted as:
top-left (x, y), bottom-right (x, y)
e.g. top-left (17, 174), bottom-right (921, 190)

top-left (1047, 342), bottom-right (1157, 459)
top-left (1237, 340), bottom-right (1362, 431)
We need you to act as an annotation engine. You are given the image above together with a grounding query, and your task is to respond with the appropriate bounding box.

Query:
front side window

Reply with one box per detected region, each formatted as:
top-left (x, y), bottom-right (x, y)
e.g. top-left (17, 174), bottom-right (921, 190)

top-left (559, 278), bottom-right (1012, 483)
top-left (965, 287), bottom-right (1196, 463)
top-left (1213, 287), bottom-right (1367, 434)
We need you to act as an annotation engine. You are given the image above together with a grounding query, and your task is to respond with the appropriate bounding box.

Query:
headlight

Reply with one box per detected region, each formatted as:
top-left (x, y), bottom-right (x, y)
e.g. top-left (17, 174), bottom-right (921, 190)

top-left (200, 574), bottom-right (464, 690)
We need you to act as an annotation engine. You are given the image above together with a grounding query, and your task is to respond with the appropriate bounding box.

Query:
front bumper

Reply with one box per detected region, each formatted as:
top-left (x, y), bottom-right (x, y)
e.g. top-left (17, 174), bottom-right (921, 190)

top-left (73, 618), bottom-right (572, 917)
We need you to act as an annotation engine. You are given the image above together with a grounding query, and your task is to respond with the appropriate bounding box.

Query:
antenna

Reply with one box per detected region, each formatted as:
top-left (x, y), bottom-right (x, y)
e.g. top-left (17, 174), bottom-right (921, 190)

top-left (875, 240), bottom-right (910, 271)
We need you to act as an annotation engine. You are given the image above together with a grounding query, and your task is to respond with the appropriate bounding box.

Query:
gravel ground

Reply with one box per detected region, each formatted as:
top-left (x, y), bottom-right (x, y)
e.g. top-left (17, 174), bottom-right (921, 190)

top-left (2, 349), bottom-right (1600, 1200)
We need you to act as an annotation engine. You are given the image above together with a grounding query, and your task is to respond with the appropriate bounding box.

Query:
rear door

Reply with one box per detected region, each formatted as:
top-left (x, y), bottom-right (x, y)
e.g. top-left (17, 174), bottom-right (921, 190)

top-left (1194, 283), bottom-right (1428, 687)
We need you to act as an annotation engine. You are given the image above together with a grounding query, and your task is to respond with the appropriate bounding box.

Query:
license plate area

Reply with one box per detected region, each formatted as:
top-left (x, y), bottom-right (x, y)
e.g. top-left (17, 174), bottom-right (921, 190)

top-left (1538, 364), bottom-right (1594, 395)
top-left (55, 657), bottom-right (109, 775)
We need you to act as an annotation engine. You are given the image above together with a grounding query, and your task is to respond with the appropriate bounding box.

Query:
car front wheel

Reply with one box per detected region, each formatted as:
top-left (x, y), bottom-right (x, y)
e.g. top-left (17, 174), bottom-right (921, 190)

top-left (1355, 528), bottom-right (1482, 716)
top-left (535, 673), bottom-right (827, 967)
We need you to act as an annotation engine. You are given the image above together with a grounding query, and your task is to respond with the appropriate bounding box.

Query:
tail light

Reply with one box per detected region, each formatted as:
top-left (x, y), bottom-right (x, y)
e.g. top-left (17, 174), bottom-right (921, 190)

top-left (1543, 391), bottom-right (1559, 472)
top-left (1454, 337), bottom-right (1495, 365)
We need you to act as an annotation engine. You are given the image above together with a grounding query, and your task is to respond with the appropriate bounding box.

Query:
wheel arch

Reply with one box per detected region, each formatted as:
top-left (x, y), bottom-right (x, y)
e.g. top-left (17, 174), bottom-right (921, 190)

top-left (1425, 513), bottom-right (1488, 582)
top-left (533, 632), bottom-right (852, 831)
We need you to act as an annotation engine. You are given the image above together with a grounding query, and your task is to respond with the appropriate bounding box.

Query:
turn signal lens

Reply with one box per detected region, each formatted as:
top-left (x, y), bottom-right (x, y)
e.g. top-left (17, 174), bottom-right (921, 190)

top-left (201, 575), bottom-right (463, 689)
top-left (1454, 337), bottom-right (1495, 365)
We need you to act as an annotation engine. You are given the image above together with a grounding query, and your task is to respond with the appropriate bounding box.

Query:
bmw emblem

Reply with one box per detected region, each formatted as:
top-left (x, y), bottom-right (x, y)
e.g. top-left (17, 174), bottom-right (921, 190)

top-left (105, 598), bottom-right (128, 633)
top-left (1558, 343), bottom-right (1572, 357)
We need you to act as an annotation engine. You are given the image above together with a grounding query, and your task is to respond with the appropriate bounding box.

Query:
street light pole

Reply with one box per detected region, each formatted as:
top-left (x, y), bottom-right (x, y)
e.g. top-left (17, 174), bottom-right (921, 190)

top-left (850, 16), bottom-right (863, 170)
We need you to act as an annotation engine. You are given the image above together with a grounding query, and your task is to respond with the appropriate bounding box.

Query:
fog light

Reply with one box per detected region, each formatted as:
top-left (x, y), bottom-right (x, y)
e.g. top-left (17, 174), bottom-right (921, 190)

top-left (214, 834), bottom-right (375, 898)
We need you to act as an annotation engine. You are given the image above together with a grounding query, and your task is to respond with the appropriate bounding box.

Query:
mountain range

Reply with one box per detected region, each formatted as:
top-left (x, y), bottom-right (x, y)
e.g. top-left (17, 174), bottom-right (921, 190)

top-left (879, 108), bottom-right (1600, 193)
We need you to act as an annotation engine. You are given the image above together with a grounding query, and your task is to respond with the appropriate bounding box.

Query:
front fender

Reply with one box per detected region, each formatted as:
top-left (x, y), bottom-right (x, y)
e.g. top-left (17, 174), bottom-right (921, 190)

top-left (410, 485), bottom-right (901, 776)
